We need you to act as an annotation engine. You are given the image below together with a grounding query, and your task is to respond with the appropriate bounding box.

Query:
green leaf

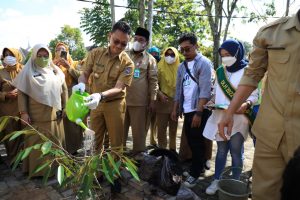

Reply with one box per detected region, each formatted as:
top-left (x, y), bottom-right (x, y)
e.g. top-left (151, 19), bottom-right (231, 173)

top-left (51, 149), bottom-right (65, 156)
top-left (2, 129), bottom-right (35, 142)
top-left (0, 116), bottom-right (10, 132)
top-left (124, 157), bottom-right (138, 171)
top-left (12, 150), bottom-right (25, 171)
top-left (90, 157), bottom-right (100, 171)
top-left (9, 131), bottom-right (24, 141)
top-left (21, 147), bottom-right (33, 160)
top-left (33, 143), bottom-right (42, 150)
top-left (1, 131), bottom-right (17, 142)
top-left (41, 141), bottom-right (52, 155)
top-left (31, 161), bottom-right (51, 175)
top-left (125, 161), bottom-right (140, 181)
top-left (107, 153), bottom-right (120, 176)
top-left (61, 176), bottom-right (75, 188)
top-left (101, 158), bottom-right (113, 184)
top-left (78, 174), bottom-right (93, 200)
top-left (57, 165), bottom-right (65, 185)
top-left (42, 166), bottom-right (52, 185)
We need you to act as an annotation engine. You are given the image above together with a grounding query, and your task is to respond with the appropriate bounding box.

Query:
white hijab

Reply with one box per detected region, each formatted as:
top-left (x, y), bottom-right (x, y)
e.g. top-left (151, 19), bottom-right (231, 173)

top-left (13, 44), bottom-right (65, 110)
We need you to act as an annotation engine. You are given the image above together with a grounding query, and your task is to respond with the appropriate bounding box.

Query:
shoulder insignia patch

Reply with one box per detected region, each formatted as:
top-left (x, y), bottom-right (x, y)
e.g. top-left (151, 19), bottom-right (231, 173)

top-left (124, 67), bottom-right (132, 75)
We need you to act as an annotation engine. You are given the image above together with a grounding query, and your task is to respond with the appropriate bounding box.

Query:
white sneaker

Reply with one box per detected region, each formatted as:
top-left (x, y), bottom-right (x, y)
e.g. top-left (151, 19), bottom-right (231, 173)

top-left (205, 160), bottom-right (211, 170)
top-left (183, 175), bottom-right (198, 188)
top-left (206, 179), bottom-right (219, 195)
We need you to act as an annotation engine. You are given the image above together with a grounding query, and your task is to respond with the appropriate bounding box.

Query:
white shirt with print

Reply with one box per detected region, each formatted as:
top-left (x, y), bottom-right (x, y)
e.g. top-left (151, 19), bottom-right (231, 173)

top-left (183, 60), bottom-right (197, 113)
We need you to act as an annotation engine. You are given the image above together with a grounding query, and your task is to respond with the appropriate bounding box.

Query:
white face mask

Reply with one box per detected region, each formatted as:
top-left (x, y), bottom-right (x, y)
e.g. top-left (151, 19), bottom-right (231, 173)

top-left (222, 56), bottom-right (237, 67)
top-left (133, 41), bottom-right (145, 52)
top-left (165, 56), bottom-right (176, 64)
top-left (3, 56), bottom-right (17, 66)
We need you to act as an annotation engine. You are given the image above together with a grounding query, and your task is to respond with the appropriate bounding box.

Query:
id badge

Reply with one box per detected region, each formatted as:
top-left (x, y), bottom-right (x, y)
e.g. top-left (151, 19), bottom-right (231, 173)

top-left (134, 68), bottom-right (140, 78)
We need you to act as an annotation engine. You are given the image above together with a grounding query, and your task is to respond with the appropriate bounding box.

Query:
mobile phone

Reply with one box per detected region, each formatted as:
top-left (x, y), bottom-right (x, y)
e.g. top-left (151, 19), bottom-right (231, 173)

top-left (60, 51), bottom-right (67, 59)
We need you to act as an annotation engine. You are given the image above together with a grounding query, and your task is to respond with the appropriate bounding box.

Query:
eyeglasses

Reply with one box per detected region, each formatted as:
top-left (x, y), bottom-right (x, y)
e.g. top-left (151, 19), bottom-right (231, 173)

top-left (165, 53), bottom-right (175, 57)
top-left (179, 46), bottom-right (194, 54)
top-left (111, 37), bottom-right (128, 48)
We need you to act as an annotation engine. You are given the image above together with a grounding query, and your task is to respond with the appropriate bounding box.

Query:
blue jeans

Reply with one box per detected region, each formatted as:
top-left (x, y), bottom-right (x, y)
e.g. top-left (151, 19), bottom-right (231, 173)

top-left (214, 132), bottom-right (244, 180)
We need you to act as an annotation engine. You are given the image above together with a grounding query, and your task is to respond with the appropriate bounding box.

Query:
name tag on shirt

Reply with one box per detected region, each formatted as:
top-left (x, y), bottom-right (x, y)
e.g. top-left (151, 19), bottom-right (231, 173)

top-left (183, 74), bottom-right (191, 86)
top-left (134, 68), bottom-right (140, 78)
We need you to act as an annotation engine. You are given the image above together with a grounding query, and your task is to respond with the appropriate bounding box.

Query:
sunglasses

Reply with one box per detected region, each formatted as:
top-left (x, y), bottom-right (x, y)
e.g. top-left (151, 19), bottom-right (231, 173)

top-left (179, 46), bottom-right (194, 54)
top-left (165, 53), bottom-right (175, 57)
top-left (111, 37), bottom-right (128, 48)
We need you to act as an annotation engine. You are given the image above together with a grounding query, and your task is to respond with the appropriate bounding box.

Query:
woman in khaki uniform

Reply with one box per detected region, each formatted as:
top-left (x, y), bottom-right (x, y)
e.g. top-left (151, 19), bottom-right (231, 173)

top-left (13, 44), bottom-right (67, 177)
top-left (0, 48), bottom-right (23, 164)
top-left (156, 47), bottom-right (180, 150)
top-left (53, 42), bottom-right (83, 154)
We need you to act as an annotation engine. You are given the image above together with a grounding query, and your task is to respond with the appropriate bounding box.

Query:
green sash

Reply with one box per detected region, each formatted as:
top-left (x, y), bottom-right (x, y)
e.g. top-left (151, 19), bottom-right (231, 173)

top-left (216, 66), bottom-right (256, 124)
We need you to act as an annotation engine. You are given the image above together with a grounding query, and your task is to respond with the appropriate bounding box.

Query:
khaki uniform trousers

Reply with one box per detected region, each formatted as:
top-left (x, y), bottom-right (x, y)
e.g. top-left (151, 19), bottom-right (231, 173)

top-left (156, 113), bottom-right (177, 150)
top-left (252, 135), bottom-right (289, 200)
top-left (146, 111), bottom-right (157, 146)
top-left (90, 99), bottom-right (126, 151)
top-left (124, 106), bottom-right (147, 152)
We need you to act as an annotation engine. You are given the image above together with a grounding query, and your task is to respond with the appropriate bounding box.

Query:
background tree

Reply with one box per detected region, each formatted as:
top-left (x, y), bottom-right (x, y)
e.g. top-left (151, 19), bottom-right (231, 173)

top-left (202, 0), bottom-right (238, 69)
top-left (49, 25), bottom-right (86, 60)
top-left (201, 0), bottom-right (276, 69)
top-left (147, 0), bottom-right (154, 46)
top-left (80, 0), bottom-right (112, 46)
top-left (139, 0), bottom-right (146, 27)
top-left (152, 0), bottom-right (209, 49)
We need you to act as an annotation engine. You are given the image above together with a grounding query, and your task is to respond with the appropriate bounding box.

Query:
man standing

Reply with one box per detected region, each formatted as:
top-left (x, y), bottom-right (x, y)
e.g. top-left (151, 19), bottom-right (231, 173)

top-left (171, 33), bottom-right (212, 188)
top-left (74, 21), bottom-right (134, 152)
top-left (123, 27), bottom-right (158, 154)
top-left (218, 10), bottom-right (300, 200)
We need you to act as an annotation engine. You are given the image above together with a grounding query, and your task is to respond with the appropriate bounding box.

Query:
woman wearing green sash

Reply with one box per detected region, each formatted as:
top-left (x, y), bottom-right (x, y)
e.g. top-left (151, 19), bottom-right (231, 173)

top-left (203, 39), bottom-right (258, 195)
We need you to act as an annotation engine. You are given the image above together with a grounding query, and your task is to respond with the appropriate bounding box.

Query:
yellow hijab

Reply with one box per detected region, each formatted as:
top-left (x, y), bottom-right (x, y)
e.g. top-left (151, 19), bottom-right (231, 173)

top-left (53, 42), bottom-right (76, 87)
top-left (158, 47), bottom-right (180, 98)
top-left (2, 48), bottom-right (23, 79)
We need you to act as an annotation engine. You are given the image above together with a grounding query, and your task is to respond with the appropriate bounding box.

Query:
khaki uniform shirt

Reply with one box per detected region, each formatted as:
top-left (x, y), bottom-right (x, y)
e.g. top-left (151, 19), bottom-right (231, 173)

top-left (239, 12), bottom-right (300, 155)
top-left (0, 69), bottom-right (18, 116)
top-left (83, 47), bottom-right (134, 102)
top-left (125, 49), bottom-right (158, 106)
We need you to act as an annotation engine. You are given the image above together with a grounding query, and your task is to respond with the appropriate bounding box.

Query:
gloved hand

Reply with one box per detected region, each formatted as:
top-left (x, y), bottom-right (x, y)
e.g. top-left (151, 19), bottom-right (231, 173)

top-left (72, 82), bottom-right (85, 94)
top-left (84, 93), bottom-right (101, 109)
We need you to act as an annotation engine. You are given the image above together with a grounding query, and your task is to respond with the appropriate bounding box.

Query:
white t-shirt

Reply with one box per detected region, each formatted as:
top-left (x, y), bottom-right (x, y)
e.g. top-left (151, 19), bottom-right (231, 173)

top-left (183, 60), bottom-right (197, 113)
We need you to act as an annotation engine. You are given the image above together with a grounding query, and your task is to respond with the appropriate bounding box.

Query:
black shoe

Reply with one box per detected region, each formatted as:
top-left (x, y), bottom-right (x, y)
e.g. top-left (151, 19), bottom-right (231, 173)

top-left (110, 179), bottom-right (122, 193)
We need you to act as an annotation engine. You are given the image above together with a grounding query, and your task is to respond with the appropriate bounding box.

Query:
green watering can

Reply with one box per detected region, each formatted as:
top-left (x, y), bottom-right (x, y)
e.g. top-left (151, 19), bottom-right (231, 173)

top-left (66, 91), bottom-right (90, 130)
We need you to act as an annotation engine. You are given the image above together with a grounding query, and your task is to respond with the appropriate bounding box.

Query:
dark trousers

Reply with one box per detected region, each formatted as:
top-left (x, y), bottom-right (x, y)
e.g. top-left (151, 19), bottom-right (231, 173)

top-left (184, 109), bottom-right (211, 178)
